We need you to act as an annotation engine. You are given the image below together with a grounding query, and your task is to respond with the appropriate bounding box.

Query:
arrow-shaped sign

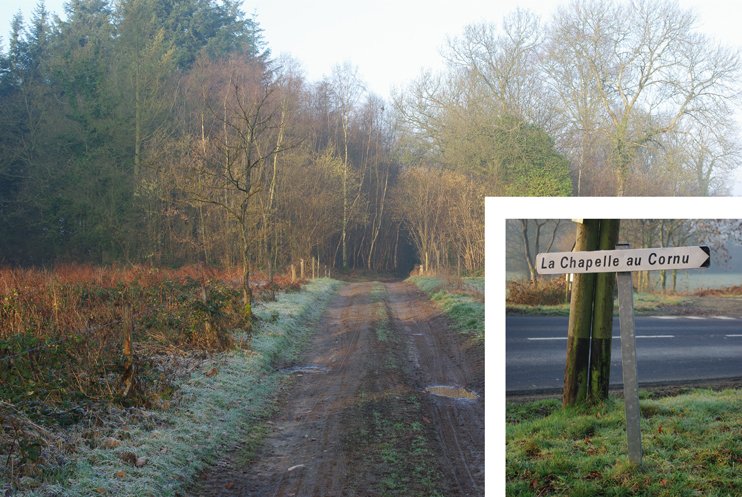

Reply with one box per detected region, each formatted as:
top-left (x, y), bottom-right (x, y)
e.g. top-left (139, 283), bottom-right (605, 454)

top-left (536, 246), bottom-right (710, 275)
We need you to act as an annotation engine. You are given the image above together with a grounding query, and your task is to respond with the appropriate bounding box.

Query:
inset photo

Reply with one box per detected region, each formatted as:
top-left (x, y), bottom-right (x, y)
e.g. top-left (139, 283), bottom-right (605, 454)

top-left (488, 197), bottom-right (742, 495)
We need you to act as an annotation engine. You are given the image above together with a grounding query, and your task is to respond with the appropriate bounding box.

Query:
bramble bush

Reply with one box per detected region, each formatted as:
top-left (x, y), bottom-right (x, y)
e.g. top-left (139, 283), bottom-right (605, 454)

top-left (507, 277), bottom-right (567, 306)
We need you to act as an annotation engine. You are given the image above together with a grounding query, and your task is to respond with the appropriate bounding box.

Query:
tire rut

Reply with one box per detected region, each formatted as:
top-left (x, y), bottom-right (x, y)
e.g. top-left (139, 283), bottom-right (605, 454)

top-left (385, 281), bottom-right (485, 496)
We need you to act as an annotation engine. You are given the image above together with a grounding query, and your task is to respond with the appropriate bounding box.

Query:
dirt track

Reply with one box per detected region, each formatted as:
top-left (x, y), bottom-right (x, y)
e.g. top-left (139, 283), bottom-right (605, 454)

top-left (187, 280), bottom-right (485, 496)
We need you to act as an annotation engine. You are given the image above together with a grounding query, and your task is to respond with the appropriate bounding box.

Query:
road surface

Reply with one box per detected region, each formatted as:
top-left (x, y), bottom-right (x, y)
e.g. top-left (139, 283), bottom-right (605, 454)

top-left (507, 315), bottom-right (742, 393)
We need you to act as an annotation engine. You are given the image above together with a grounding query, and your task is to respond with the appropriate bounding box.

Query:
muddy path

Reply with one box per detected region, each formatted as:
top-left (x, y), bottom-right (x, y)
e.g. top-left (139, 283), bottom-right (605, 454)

top-left (186, 280), bottom-right (484, 496)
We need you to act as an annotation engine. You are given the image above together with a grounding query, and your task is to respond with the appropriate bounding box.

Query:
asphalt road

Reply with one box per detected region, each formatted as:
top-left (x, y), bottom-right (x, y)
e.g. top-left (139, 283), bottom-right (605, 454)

top-left (506, 315), bottom-right (742, 394)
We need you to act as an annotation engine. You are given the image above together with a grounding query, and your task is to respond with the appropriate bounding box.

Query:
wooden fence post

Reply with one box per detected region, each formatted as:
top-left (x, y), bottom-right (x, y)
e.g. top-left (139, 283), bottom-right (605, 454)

top-left (122, 303), bottom-right (135, 396)
top-left (300, 259), bottom-right (304, 279)
top-left (291, 264), bottom-right (296, 283)
top-left (201, 285), bottom-right (231, 349)
top-left (312, 257), bottom-right (316, 279)
top-left (201, 286), bottom-right (213, 336)
top-left (268, 259), bottom-right (275, 301)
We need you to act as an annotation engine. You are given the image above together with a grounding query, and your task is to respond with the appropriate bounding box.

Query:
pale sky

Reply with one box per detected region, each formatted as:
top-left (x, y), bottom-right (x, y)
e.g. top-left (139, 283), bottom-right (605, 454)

top-left (2, 0), bottom-right (742, 193)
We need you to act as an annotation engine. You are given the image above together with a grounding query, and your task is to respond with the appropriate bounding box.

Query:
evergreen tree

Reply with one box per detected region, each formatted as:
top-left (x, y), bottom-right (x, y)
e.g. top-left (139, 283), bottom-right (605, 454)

top-left (491, 116), bottom-right (573, 196)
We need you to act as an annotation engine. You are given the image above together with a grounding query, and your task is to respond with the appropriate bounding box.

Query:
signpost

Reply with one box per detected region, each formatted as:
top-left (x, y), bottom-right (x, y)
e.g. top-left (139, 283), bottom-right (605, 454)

top-left (615, 244), bottom-right (642, 464)
top-left (537, 246), bottom-right (710, 275)
top-left (537, 243), bottom-right (711, 465)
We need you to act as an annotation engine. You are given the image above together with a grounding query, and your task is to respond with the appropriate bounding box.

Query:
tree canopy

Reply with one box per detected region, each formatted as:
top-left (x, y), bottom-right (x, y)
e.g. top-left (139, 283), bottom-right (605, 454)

top-left (0, 0), bottom-right (739, 275)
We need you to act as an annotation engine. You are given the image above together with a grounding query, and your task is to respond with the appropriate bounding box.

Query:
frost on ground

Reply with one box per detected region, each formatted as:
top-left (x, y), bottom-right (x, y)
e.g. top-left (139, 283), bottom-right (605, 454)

top-left (15, 278), bottom-right (343, 497)
top-left (408, 276), bottom-right (484, 343)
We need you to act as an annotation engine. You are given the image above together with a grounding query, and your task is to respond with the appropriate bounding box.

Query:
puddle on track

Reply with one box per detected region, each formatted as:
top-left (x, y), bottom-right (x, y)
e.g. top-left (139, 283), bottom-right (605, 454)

top-left (280, 365), bottom-right (328, 375)
top-left (425, 386), bottom-right (478, 400)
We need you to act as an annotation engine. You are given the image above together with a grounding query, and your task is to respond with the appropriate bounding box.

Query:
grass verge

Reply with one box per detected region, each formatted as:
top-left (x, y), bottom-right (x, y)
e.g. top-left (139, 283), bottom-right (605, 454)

top-left (506, 293), bottom-right (691, 316)
top-left (5, 278), bottom-right (343, 496)
top-left (507, 388), bottom-right (742, 496)
top-left (370, 282), bottom-right (390, 343)
top-left (407, 276), bottom-right (484, 343)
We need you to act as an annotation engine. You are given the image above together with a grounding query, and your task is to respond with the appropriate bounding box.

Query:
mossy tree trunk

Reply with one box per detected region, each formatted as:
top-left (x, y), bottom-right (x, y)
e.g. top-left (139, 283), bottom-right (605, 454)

top-left (589, 219), bottom-right (621, 401)
top-left (563, 219), bottom-right (599, 407)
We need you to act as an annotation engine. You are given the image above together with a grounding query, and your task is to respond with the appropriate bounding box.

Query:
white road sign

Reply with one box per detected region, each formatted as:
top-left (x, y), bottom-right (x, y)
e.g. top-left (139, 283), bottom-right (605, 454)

top-left (536, 246), bottom-right (710, 275)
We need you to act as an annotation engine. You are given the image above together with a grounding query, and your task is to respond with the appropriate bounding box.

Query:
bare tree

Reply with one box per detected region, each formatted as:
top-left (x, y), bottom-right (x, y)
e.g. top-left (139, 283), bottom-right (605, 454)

top-left (363, 97), bottom-right (392, 271)
top-left (519, 219), bottom-right (563, 281)
top-left (545, 0), bottom-right (742, 196)
top-left (393, 166), bottom-right (444, 274)
top-left (258, 55), bottom-right (304, 285)
top-left (443, 8), bottom-right (550, 127)
top-left (178, 60), bottom-right (281, 330)
top-left (656, 120), bottom-right (741, 196)
top-left (329, 62), bottom-right (366, 268)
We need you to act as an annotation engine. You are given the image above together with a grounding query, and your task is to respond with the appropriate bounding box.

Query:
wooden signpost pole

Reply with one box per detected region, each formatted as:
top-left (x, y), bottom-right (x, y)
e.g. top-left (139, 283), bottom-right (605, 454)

top-left (615, 243), bottom-right (642, 465)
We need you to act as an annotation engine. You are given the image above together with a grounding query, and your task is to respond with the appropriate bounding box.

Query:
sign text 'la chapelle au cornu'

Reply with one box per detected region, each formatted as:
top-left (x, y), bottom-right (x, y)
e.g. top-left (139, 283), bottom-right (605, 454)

top-left (536, 246), bottom-right (710, 275)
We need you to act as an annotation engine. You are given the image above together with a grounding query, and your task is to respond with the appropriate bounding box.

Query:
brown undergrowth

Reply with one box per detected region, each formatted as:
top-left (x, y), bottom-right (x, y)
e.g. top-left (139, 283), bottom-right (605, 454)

top-left (0, 262), bottom-right (309, 488)
top-left (692, 284), bottom-right (742, 297)
top-left (507, 277), bottom-right (567, 306)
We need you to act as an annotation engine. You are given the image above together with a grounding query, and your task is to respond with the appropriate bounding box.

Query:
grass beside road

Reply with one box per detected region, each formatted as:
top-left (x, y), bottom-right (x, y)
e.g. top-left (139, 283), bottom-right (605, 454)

top-left (507, 388), bottom-right (742, 496)
top-left (506, 293), bottom-right (690, 316)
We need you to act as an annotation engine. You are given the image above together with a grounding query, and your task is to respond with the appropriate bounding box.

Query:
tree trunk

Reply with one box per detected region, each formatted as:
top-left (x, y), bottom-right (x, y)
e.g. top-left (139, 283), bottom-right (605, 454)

top-left (589, 219), bottom-right (620, 401)
top-left (342, 120), bottom-right (349, 269)
top-left (563, 219), bottom-right (599, 407)
top-left (199, 205), bottom-right (209, 264)
top-left (520, 220), bottom-right (537, 281)
top-left (240, 214), bottom-right (252, 331)
top-left (134, 66), bottom-right (141, 177)
top-left (393, 223), bottom-right (400, 270)
top-left (368, 162), bottom-right (389, 270)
